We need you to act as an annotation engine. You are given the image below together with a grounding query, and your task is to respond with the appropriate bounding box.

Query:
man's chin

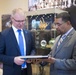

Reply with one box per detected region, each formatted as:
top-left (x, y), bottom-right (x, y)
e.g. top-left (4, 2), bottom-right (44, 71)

top-left (57, 31), bottom-right (61, 35)
top-left (18, 27), bottom-right (23, 29)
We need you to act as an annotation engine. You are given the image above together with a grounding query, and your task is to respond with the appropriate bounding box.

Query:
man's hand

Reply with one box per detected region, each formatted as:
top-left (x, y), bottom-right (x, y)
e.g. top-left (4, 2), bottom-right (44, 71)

top-left (40, 57), bottom-right (55, 64)
top-left (14, 56), bottom-right (25, 65)
top-left (0, 62), bottom-right (3, 69)
top-left (33, 59), bottom-right (43, 64)
top-left (46, 57), bottom-right (55, 63)
top-left (26, 59), bottom-right (43, 64)
top-left (25, 59), bottom-right (33, 63)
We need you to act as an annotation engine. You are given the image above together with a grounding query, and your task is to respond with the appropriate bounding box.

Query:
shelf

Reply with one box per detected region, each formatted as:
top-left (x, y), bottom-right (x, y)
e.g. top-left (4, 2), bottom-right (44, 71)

top-left (30, 30), bottom-right (51, 32)
top-left (26, 8), bottom-right (66, 16)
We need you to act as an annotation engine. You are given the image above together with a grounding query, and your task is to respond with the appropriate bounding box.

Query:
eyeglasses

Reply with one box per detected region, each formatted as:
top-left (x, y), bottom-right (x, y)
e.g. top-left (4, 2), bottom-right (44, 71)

top-left (54, 22), bottom-right (65, 26)
top-left (12, 18), bottom-right (25, 22)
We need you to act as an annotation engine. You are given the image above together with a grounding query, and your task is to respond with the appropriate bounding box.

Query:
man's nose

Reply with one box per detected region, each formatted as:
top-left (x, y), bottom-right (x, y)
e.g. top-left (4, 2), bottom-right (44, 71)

top-left (55, 25), bottom-right (58, 29)
top-left (19, 22), bottom-right (23, 24)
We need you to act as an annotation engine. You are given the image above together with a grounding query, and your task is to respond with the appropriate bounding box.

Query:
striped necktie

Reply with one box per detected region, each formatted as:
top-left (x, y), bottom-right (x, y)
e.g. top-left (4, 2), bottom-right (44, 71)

top-left (57, 35), bottom-right (66, 48)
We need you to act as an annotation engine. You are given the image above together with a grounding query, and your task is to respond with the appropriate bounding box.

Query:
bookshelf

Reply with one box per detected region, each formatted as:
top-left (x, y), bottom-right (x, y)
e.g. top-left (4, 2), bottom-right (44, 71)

top-left (26, 8), bottom-right (66, 16)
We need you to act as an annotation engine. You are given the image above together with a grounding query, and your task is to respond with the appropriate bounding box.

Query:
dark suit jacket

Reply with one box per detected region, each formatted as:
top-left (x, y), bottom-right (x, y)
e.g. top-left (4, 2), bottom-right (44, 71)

top-left (0, 27), bottom-right (35, 75)
top-left (49, 28), bottom-right (76, 75)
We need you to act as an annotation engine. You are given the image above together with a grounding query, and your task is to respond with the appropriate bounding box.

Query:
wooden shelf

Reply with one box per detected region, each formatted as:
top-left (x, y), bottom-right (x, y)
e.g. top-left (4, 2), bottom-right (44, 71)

top-left (26, 8), bottom-right (66, 16)
top-left (30, 30), bottom-right (51, 32)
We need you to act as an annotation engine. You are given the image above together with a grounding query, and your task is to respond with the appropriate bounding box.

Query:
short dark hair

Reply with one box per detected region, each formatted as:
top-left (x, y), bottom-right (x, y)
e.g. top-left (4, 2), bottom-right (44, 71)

top-left (56, 12), bottom-right (71, 22)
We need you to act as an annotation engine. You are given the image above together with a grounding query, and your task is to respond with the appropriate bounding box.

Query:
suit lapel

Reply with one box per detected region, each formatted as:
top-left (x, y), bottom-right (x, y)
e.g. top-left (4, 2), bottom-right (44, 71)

top-left (53, 29), bottom-right (75, 57)
top-left (9, 28), bottom-right (20, 54)
top-left (23, 30), bottom-right (28, 54)
top-left (52, 35), bottom-right (61, 57)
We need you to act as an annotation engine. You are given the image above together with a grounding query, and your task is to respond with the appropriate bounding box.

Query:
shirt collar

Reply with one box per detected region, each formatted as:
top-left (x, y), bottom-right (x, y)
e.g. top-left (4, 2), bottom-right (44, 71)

top-left (64, 27), bottom-right (73, 36)
top-left (62, 27), bottom-right (73, 39)
top-left (12, 25), bottom-right (23, 32)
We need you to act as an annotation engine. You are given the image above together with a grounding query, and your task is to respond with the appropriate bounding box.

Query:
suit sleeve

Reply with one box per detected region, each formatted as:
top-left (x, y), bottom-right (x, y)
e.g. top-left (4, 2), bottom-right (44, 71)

top-left (0, 33), bottom-right (14, 66)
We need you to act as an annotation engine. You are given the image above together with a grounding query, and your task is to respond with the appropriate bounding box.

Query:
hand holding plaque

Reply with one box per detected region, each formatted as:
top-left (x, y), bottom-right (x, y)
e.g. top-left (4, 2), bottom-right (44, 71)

top-left (19, 55), bottom-right (48, 64)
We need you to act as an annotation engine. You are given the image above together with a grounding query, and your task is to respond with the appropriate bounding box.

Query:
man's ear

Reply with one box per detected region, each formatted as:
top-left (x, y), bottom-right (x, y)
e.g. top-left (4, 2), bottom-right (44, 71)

top-left (67, 21), bottom-right (71, 26)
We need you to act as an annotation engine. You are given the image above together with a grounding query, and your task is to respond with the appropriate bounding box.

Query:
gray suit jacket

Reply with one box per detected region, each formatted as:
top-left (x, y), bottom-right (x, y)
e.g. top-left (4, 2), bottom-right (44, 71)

top-left (49, 28), bottom-right (76, 75)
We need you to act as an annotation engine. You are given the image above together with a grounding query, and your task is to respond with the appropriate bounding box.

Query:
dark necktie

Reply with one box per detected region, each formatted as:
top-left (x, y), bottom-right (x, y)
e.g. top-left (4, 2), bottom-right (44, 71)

top-left (17, 30), bottom-right (26, 68)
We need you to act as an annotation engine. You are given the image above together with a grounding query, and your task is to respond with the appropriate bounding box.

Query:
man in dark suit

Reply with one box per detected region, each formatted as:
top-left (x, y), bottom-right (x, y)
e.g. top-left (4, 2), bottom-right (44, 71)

top-left (0, 8), bottom-right (35, 75)
top-left (40, 12), bottom-right (76, 75)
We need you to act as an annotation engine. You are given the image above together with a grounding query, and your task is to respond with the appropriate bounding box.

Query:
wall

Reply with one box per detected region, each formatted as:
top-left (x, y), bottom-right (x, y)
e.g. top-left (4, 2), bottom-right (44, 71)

top-left (0, 0), bottom-right (28, 31)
